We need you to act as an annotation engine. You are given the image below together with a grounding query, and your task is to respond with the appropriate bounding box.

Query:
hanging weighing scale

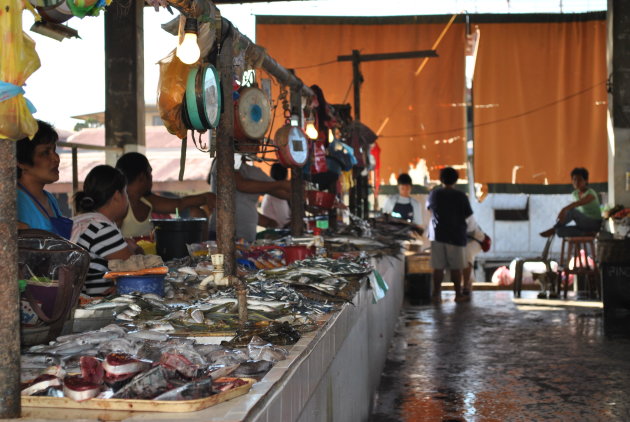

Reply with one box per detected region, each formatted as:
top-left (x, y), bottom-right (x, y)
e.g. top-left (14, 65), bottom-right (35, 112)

top-left (274, 124), bottom-right (309, 167)
top-left (182, 64), bottom-right (222, 131)
top-left (234, 87), bottom-right (271, 140)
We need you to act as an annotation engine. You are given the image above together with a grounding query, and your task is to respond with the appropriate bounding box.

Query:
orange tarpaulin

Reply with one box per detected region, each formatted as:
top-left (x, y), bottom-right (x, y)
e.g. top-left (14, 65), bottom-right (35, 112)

top-left (256, 14), bottom-right (607, 185)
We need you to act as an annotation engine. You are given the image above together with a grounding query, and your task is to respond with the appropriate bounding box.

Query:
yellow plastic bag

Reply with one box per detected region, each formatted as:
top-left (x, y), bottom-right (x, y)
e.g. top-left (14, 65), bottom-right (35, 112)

top-left (157, 50), bottom-right (192, 139)
top-left (0, 0), bottom-right (41, 140)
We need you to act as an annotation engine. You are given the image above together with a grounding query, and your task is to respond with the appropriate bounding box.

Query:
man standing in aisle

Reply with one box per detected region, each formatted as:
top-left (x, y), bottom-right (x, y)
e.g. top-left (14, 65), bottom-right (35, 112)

top-left (426, 167), bottom-right (473, 304)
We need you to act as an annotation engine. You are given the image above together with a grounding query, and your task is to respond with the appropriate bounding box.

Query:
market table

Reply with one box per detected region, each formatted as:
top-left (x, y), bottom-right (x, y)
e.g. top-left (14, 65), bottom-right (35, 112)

top-left (21, 254), bottom-right (405, 422)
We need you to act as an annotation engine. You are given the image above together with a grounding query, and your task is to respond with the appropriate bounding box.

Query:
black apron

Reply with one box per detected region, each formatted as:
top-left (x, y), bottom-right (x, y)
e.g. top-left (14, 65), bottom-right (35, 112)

top-left (392, 201), bottom-right (414, 222)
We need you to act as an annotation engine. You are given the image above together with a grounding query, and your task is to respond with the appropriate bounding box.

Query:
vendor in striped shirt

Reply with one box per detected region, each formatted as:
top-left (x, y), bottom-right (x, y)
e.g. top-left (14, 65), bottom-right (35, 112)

top-left (70, 165), bottom-right (141, 296)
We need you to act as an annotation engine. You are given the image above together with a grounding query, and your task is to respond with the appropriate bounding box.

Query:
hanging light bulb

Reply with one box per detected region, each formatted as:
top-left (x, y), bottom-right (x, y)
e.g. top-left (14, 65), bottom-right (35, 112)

top-left (305, 116), bottom-right (318, 140)
top-left (176, 17), bottom-right (200, 65)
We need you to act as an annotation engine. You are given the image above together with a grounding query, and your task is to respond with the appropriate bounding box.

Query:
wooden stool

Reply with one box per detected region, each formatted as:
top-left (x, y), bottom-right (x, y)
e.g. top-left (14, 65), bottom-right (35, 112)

top-left (558, 235), bottom-right (600, 299)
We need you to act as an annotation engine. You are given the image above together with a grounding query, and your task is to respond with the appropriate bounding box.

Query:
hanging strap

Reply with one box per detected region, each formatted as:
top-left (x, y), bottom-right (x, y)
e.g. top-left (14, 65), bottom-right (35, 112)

top-left (18, 183), bottom-right (60, 218)
top-left (179, 136), bottom-right (187, 182)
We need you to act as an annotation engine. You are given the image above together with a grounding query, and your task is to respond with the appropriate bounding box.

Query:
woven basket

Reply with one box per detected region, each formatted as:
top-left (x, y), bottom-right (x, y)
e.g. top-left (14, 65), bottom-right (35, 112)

top-left (597, 238), bottom-right (630, 264)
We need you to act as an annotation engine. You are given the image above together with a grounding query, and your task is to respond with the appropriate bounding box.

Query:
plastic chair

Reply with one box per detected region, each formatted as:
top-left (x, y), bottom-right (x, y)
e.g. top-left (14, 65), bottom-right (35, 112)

top-left (558, 235), bottom-right (600, 299)
top-left (513, 234), bottom-right (556, 298)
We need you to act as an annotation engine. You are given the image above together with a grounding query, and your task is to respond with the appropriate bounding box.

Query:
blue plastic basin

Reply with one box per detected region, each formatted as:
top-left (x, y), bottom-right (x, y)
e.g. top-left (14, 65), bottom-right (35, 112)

top-left (116, 275), bottom-right (166, 297)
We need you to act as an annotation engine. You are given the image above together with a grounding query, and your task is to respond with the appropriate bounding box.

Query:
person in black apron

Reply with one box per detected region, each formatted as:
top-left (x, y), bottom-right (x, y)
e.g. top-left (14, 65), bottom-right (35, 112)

top-left (382, 173), bottom-right (423, 227)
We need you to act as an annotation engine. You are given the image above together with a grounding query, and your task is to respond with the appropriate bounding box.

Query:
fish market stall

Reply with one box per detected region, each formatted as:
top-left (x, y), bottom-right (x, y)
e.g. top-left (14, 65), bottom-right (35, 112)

top-left (19, 230), bottom-right (405, 421)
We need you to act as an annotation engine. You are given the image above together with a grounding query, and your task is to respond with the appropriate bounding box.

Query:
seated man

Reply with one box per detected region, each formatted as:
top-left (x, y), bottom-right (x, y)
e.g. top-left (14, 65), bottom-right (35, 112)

top-left (115, 152), bottom-right (216, 238)
top-left (540, 167), bottom-right (602, 237)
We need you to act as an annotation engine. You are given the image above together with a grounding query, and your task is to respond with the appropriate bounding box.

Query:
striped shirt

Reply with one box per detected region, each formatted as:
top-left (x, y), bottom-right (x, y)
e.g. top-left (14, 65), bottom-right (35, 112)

top-left (73, 215), bottom-right (127, 296)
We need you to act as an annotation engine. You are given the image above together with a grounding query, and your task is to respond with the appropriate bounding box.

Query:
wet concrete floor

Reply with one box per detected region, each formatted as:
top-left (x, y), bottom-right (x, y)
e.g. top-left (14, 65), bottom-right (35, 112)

top-left (370, 291), bottom-right (630, 422)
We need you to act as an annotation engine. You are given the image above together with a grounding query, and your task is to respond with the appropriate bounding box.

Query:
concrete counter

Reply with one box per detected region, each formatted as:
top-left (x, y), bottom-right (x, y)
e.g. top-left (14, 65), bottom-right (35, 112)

top-left (21, 255), bottom-right (405, 422)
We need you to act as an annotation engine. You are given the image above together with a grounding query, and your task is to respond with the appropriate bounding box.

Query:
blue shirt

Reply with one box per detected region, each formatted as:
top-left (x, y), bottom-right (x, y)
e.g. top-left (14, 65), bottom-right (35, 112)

top-left (17, 188), bottom-right (64, 234)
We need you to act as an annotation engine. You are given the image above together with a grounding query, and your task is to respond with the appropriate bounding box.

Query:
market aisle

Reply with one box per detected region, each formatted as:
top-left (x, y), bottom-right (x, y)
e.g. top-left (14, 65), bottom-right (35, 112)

top-left (370, 291), bottom-right (630, 422)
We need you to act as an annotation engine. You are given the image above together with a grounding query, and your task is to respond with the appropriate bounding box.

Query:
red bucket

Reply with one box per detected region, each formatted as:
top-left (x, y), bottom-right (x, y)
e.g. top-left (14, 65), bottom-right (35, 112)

top-left (283, 245), bottom-right (314, 264)
top-left (306, 190), bottom-right (335, 210)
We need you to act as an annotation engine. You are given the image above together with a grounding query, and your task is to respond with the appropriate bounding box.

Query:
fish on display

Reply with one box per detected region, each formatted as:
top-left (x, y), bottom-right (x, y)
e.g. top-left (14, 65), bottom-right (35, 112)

top-left (21, 374), bottom-right (61, 396)
top-left (63, 375), bottom-right (101, 402)
top-left (232, 360), bottom-right (273, 378)
top-left (21, 353), bottom-right (60, 369)
top-left (112, 365), bottom-right (171, 400)
top-left (153, 377), bottom-right (215, 401)
top-left (80, 356), bottom-right (104, 385)
top-left (159, 352), bottom-right (200, 379)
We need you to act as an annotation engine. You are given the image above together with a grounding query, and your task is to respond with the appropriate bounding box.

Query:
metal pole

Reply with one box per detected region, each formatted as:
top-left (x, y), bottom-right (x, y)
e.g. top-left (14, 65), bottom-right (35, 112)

top-left (289, 83), bottom-right (305, 236)
top-left (465, 15), bottom-right (476, 199)
top-left (72, 147), bottom-right (78, 199)
top-left (0, 140), bottom-right (21, 418)
top-left (216, 30), bottom-right (236, 277)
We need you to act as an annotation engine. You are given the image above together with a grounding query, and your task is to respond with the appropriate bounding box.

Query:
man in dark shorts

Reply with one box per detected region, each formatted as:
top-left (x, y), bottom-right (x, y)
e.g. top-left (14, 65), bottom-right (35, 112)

top-left (427, 167), bottom-right (473, 304)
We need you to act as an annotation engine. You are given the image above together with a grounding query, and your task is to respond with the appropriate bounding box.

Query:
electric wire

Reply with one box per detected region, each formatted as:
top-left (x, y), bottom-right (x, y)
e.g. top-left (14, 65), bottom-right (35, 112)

top-left (378, 80), bottom-right (607, 139)
top-left (292, 59), bottom-right (339, 70)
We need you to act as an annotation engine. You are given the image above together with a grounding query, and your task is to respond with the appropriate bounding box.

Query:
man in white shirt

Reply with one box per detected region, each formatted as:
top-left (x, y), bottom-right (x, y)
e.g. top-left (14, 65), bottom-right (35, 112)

top-left (382, 173), bottom-right (423, 227)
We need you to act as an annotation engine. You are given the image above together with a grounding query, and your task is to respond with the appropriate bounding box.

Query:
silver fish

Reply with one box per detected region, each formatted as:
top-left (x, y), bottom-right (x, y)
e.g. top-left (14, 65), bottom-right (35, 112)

top-left (178, 267), bottom-right (198, 276)
top-left (142, 293), bottom-right (163, 301)
top-left (141, 321), bottom-right (175, 332)
top-left (128, 331), bottom-right (169, 342)
top-left (189, 309), bottom-right (204, 324)
top-left (21, 354), bottom-right (60, 369)
top-left (153, 377), bottom-right (214, 401)
top-left (115, 312), bottom-right (135, 321)
top-left (128, 303), bottom-right (142, 313)
top-left (111, 297), bottom-right (137, 304)
top-left (83, 302), bottom-right (120, 310)
top-left (113, 366), bottom-right (171, 399)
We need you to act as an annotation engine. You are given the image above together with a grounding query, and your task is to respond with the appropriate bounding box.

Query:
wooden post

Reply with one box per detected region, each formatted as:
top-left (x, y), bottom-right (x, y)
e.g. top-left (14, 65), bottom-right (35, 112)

top-left (104, 0), bottom-right (145, 162)
top-left (352, 50), bottom-right (362, 123)
top-left (289, 83), bottom-right (305, 236)
top-left (0, 140), bottom-right (21, 418)
top-left (350, 50), bottom-right (363, 217)
top-left (216, 30), bottom-right (236, 276)
top-left (337, 48), bottom-right (438, 219)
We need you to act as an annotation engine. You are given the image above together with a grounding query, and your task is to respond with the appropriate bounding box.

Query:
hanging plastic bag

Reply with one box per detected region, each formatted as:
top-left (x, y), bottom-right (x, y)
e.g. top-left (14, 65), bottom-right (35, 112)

top-left (311, 139), bottom-right (328, 174)
top-left (0, 0), bottom-right (41, 140)
top-left (65, 0), bottom-right (111, 18)
top-left (157, 50), bottom-right (192, 139)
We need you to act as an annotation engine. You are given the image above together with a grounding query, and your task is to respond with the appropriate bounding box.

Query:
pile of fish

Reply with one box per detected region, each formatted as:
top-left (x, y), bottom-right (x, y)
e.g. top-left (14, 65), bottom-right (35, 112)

top-left (332, 213), bottom-right (421, 255)
top-left (21, 324), bottom-right (287, 401)
top-left (246, 256), bottom-right (373, 302)
top-left (81, 285), bottom-right (321, 336)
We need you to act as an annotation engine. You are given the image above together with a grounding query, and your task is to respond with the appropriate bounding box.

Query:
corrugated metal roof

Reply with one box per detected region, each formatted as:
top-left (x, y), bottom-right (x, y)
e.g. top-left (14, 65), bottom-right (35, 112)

top-left (58, 126), bottom-right (213, 184)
